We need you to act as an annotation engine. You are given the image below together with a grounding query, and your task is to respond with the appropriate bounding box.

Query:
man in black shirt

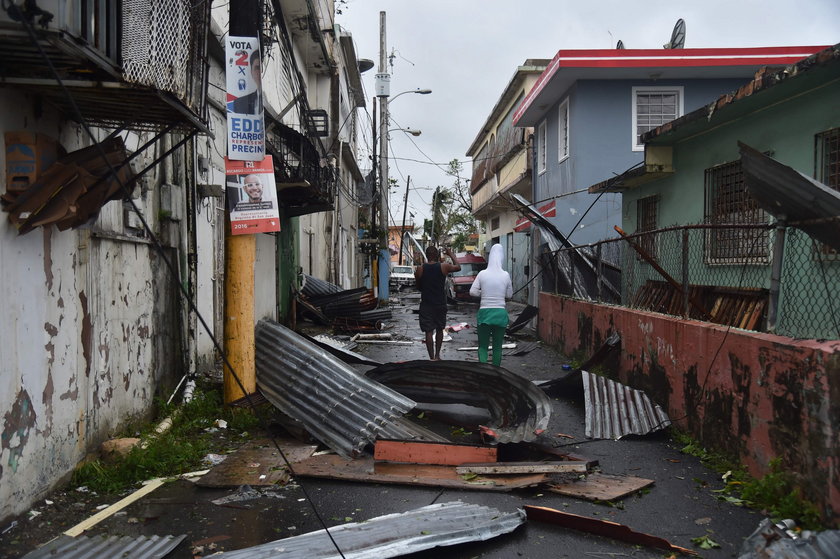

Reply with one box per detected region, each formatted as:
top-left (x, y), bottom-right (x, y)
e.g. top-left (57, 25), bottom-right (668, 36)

top-left (414, 246), bottom-right (460, 360)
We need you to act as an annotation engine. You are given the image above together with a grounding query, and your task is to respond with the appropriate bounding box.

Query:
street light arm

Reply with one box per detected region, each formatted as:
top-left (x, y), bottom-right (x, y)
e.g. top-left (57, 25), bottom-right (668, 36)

top-left (388, 88), bottom-right (432, 104)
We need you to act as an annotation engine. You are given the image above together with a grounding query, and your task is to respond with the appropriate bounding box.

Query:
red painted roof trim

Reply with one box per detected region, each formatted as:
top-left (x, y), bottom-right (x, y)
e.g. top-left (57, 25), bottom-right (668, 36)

top-left (513, 46), bottom-right (830, 125)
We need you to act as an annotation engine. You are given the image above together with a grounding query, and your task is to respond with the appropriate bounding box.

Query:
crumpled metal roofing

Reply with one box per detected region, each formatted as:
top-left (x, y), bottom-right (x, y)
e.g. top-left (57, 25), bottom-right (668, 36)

top-left (209, 501), bottom-right (526, 558)
top-left (365, 360), bottom-right (552, 443)
top-left (21, 534), bottom-right (185, 559)
top-left (300, 274), bottom-right (342, 297)
top-left (738, 518), bottom-right (840, 559)
top-left (256, 320), bottom-right (440, 457)
top-left (582, 370), bottom-right (671, 439)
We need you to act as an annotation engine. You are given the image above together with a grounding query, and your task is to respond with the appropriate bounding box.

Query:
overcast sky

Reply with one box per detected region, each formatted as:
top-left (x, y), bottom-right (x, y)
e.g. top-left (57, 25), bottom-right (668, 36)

top-left (336, 0), bottom-right (840, 227)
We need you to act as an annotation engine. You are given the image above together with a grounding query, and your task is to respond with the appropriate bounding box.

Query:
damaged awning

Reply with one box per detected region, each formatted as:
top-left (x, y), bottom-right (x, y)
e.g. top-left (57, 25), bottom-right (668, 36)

top-left (364, 360), bottom-right (552, 443)
top-left (739, 141), bottom-right (840, 251)
top-left (210, 501), bottom-right (525, 558)
top-left (255, 320), bottom-right (440, 457)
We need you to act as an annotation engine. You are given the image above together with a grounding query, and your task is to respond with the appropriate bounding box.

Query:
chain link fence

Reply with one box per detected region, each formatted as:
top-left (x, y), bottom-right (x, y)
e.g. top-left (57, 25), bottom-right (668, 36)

top-left (542, 224), bottom-right (840, 340)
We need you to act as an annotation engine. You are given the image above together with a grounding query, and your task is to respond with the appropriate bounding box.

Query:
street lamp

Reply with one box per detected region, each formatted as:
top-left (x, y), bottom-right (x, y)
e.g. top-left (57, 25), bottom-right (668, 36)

top-left (388, 128), bottom-right (422, 137)
top-left (388, 88), bottom-right (432, 104)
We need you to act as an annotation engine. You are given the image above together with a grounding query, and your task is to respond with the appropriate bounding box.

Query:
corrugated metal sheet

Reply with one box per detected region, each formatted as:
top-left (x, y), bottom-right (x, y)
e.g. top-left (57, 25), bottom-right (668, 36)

top-left (22, 534), bottom-right (185, 559)
top-left (365, 360), bottom-right (552, 443)
top-left (211, 501), bottom-right (525, 558)
top-left (738, 518), bottom-right (840, 559)
top-left (582, 371), bottom-right (671, 439)
top-left (256, 320), bottom-right (440, 458)
top-left (300, 274), bottom-right (342, 297)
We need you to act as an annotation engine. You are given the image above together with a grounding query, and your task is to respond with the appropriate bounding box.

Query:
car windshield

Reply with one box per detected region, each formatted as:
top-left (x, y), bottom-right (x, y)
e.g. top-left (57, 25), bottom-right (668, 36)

top-left (451, 263), bottom-right (486, 277)
top-left (392, 266), bottom-right (413, 275)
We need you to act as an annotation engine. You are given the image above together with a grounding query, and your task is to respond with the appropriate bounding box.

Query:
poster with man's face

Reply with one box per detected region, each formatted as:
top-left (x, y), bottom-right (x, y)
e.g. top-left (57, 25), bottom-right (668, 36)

top-left (225, 156), bottom-right (280, 235)
top-left (226, 35), bottom-right (265, 161)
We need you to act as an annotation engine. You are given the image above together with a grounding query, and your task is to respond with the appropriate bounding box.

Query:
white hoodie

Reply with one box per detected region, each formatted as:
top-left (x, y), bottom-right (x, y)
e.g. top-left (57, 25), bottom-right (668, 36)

top-left (470, 244), bottom-right (513, 309)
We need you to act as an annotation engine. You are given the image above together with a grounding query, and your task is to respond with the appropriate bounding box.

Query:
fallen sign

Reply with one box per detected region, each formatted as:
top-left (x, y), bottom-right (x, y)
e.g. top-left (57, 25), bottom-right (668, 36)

top-left (209, 501), bottom-right (525, 558)
top-left (291, 453), bottom-right (546, 491)
top-left (525, 505), bottom-right (698, 556)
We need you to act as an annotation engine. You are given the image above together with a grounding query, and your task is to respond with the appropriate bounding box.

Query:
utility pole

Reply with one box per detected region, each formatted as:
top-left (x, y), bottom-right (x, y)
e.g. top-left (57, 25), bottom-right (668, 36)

top-left (399, 176), bottom-right (410, 265)
top-left (429, 187), bottom-right (438, 247)
top-left (377, 10), bottom-right (390, 301)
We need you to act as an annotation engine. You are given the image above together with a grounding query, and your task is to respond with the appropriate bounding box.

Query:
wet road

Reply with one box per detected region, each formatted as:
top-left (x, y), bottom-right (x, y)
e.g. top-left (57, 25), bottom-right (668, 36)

top-left (67, 290), bottom-right (762, 558)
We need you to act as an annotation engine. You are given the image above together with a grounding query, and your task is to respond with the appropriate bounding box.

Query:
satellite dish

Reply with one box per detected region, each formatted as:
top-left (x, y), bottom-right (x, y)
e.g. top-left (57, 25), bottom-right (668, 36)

top-left (616, 40), bottom-right (625, 49)
top-left (663, 18), bottom-right (686, 49)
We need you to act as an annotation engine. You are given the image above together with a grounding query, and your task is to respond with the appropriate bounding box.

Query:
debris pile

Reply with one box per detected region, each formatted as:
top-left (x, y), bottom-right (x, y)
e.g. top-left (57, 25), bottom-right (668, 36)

top-left (297, 274), bottom-right (392, 331)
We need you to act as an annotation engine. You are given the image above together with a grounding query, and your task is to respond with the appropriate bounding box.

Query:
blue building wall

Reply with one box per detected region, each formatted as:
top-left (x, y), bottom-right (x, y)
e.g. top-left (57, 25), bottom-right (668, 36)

top-left (534, 78), bottom-right (751, 246)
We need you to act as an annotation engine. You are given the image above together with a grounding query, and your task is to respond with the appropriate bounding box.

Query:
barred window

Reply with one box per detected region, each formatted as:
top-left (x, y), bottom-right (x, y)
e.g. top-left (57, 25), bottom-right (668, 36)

top-left (537, 121), bottom-right (547, 173)
top-left (704, 159), bottom-right (770, 263)
top-left (814, 127), bottom-right (840, 260)
top-left (636, 195), bottom-right (658, 258)
top-left (632, 86), bottom-right (683, 151)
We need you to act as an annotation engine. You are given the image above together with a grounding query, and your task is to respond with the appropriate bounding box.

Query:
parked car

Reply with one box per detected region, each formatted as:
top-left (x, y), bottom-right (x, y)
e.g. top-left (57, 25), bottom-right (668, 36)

top-left (390, 264), bottom-right (415, 289)
top-left (445, 252), bottom-right (487, 302)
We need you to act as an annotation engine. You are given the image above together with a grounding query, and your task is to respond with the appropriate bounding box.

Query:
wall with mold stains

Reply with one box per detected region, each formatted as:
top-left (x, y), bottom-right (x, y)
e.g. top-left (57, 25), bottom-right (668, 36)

top-left (0, 90), bottom-right (192, 523)
top-left (538, 292), bottom-right (840, 523)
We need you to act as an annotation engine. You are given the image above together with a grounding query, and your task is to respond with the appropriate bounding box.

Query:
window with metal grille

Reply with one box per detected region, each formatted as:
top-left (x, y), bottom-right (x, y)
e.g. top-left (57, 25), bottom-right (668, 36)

top-left (636, 195), bottom-right (658, 258)
top-left (814, 127), bottom-right (840, 260)
top-left (632, 87), bottom-right (683, 151)
top-left (558, 99), bottom-right (569, 162)
top-left (704, 159), bottom-right (770, 263)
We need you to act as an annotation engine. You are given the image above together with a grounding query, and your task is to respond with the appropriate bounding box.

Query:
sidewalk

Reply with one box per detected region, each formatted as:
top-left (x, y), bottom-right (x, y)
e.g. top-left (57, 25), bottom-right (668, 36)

top-left (10, 291), bottom-right (764, 558)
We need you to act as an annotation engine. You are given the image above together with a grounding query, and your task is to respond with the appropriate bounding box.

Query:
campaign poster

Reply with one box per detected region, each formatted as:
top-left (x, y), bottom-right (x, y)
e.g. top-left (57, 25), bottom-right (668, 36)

top-left (225, 156), bottom-right (280, 235)
top-left (226, 35), bottom-right (265, 161)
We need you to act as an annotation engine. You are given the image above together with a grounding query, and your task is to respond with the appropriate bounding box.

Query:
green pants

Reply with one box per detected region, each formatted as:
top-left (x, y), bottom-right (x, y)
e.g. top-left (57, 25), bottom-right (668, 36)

top-left (477, 308), bottom-right (508, 366)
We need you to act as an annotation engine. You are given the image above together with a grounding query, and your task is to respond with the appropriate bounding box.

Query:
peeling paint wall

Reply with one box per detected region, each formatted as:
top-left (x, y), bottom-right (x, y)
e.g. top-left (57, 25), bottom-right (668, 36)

top-left (538, 292), bottom-right (840, 523)
top-left (0, 90), bottom-right (188, 522)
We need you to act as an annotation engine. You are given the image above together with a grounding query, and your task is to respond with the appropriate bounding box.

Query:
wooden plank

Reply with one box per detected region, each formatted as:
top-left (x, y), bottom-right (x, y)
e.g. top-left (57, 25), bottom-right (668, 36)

top-left (292, 454), bottom-right (545, 491)
top-left (547, 472), bottom-right (654, 501)
top-left (374, 439), bottom-right (497, 466)
top-left (64, 479), bottom-right (165, 537)
top-left (738, 299), bottom-right (757, 329)
top-left (745, 299), bottom-right (765, 331)
top-left (196, 439), bottom-right (317, 488)
top-left (455, 461), bottom-right (591, 475)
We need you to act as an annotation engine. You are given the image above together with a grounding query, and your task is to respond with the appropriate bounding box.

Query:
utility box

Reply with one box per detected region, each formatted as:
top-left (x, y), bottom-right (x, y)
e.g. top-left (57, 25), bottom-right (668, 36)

top-left (375, 73), bottom-right (390, 97)
top-left (5, 132), bottom-right (64, 193)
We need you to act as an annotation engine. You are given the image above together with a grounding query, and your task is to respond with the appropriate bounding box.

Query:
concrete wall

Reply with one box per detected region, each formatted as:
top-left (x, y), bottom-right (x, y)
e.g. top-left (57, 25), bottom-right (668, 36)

top-left (538, 292), bottom-right (840, 522)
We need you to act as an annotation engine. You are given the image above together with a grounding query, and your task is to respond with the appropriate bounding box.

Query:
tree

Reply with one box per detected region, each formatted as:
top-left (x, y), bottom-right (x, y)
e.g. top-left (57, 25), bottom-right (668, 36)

top-left (426, 159), bottom-right (478, 251)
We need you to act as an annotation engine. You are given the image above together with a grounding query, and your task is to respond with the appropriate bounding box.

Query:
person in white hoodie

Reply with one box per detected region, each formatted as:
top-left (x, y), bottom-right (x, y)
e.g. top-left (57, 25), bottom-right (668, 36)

top-left (469, 244), bottom-right (513, 366)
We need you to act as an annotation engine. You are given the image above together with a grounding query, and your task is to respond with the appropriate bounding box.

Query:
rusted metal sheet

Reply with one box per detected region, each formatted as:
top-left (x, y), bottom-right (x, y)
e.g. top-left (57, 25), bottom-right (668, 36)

top-left (210, 501), bottom-right (525, 558)
top-left (255, 320), bottom-right (439, 458)
top-left (374, 440), bottom-right (498, 466)
top-left (546, 472), bottom-right (655, 501)
top-left (525, 505), bottom-right (697, 556)
top-left (291, 454), bottom-right (546, 491)
top-left (740, 141), bottom-right (840, 252)
top-left (365, 359), bottom-right (552, 444)
top-left (582, 370), bottom-right (671, 440)
top-left (21, 534), bottom-right (185, 559)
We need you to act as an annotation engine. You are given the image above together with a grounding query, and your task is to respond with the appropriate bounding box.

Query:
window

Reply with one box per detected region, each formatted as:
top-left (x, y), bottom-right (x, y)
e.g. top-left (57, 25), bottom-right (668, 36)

top-left (537, 121), bottom-right (547, 173)
top-left (704, 159), bottom-right (770, 263)
top-left (558, 99), bottom-right (569, 162)
top-left (632, 86), bottom-right (683, 151)
top-left (636, 195), bottom-right (659, 258)
top-left (490, 216), bottom-right (500, 231)
top-left (815, 127), bottom-right (840, 260)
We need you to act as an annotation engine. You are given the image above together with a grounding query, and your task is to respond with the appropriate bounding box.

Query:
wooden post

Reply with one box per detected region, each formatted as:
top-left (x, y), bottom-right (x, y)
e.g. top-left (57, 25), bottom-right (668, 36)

top-left (223, 221), bottom-right (256, 404)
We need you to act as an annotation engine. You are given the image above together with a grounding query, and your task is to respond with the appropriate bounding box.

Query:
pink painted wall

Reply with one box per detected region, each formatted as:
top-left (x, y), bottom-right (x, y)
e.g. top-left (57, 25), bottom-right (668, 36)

top-left (538, 292), bottom-right (840, 523)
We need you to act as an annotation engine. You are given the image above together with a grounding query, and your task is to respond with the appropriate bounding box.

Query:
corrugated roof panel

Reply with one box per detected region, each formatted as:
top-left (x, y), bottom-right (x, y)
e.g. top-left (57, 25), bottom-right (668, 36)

top-left (22, 534), bottom-right (185, 559)
top-left (256, 320), bottom-right (440, 457)
top-left (211, 501), bottom-right (525, 558)
top-left (582, 370), bottom-right (671, 440)
top-left (365, 360), bottom-right (552, 443)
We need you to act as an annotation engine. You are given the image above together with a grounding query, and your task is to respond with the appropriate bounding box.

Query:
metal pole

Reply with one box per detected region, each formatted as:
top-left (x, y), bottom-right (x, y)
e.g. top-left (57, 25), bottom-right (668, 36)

top-left (682, 228), bottom-right (690, 318)
top-left (399, 175), bottom-right (410, 265)
top-left (767, 220), bottom-right (786, 333)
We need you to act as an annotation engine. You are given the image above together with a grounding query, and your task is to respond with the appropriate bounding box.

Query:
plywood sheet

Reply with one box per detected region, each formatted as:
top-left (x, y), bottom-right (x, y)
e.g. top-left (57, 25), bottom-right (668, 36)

top-left (374, 439), bottom-right (497, 466)
top-left (547, 472), bottom-right (654, 501)
top-left (196, 439), bottom-right (317, 487)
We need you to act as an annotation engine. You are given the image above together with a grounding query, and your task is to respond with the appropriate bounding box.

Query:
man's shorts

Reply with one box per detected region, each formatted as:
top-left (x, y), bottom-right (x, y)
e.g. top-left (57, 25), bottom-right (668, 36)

top-left (418, 302), bottom-right (447, 332)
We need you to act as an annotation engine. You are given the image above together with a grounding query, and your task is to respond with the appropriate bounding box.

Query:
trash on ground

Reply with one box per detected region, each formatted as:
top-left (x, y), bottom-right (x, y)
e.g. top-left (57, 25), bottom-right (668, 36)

top-left (546, 472), bottom-right (654, 501)
top-left (207, 501), bottom-right (525, 558)
top-left (737, 517), bottom-right (840, 558)
top-left (525, 505), bottom-right (698, 556)
top-left (210, 485), bottom-right (263, 506)
top-left (365, 360), bottom-right (552, 443)
top-left (457, 343), bottom-right (516, 351)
